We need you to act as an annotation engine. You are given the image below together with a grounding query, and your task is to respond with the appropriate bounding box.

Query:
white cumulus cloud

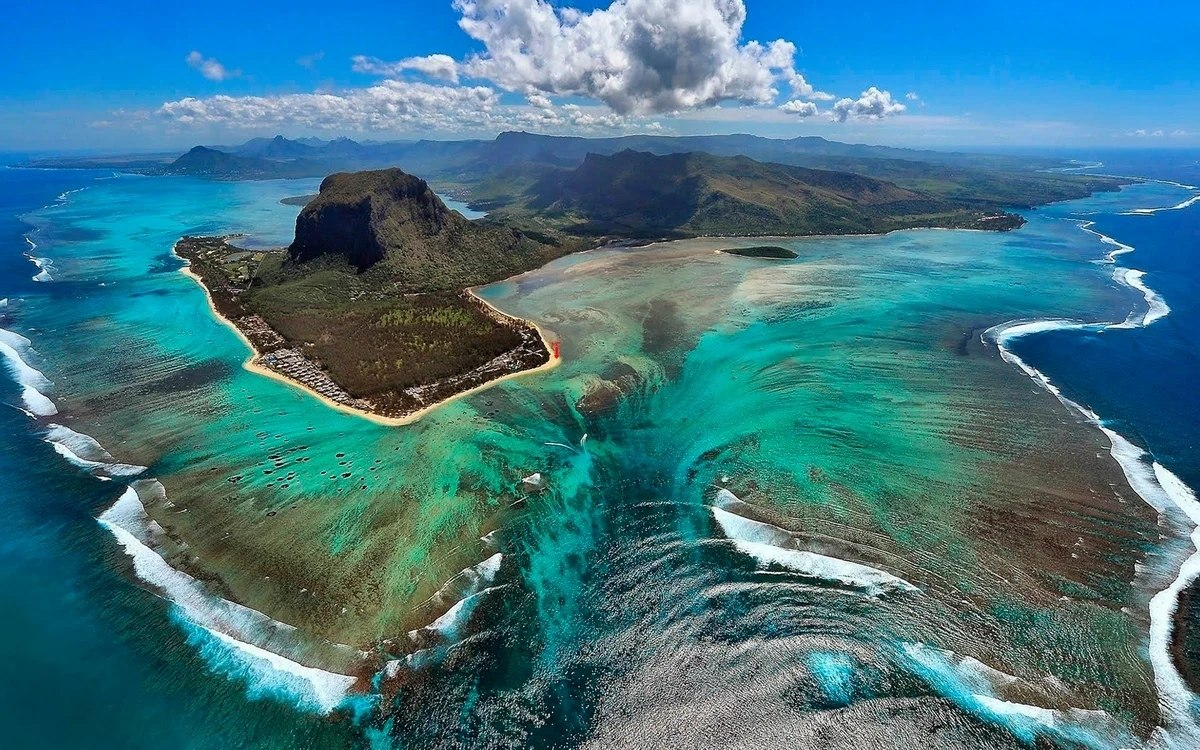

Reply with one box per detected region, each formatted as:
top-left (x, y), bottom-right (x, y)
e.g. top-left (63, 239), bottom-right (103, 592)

top-left (156, 80), bottom-right (660, 135)
top-left (778, 99), bottom-right (818, 117)
top-left (156, 1), bottom-right (911, 135)
top-left (351, 54), bottom-right (460, 83)
top-left (186, 51), bottom-right (239, 82)
top-left (831, 87), bottom-right (905, 122)
top-left (451, 0), bottom-right (811, 114)
top-left (158, 80), bottom-right (501, 132)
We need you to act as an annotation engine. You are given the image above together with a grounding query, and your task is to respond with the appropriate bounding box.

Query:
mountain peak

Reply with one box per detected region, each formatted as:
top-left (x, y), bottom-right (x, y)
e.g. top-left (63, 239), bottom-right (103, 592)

top-left (288, 168), bottom-right (456, 272)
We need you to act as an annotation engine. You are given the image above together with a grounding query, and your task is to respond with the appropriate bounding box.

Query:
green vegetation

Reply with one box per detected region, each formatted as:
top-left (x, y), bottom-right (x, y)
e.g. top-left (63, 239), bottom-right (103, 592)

top-left (288, 169), bottom-right (574, 287)
top-left (721, 246), bottom-right (799, 259)
top-left (279, 194), bottom-right (316, 207)
top-left (478, 150), bottom-right (1030, 237)
top-left (18, 132), bottom-right (1128, 220)
top-left (158, 139), bottom-right (1128, 419)
top-left (175, 169), bottom-right (572, 417)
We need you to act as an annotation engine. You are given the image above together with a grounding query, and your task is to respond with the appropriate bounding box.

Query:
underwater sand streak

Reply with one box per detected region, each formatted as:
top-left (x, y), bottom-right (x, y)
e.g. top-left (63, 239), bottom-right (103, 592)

top-left (985, 209), bottom-right (1200, 745)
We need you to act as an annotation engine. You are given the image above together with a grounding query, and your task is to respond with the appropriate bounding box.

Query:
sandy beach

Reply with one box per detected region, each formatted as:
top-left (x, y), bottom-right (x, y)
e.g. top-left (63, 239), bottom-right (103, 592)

top-left (178, 263), bottom-right (561, 427)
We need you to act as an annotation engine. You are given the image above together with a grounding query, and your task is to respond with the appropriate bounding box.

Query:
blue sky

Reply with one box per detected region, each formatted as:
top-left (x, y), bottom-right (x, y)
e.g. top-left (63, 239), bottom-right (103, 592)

top-left (2, 0), bottom-right (1197, 152)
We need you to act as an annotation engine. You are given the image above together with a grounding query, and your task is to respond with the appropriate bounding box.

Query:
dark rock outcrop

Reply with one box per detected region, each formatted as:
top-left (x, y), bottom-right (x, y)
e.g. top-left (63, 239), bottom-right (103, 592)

top-left (286, 168), bottom-right (566, 292)
top-left (289, 169), bottom-right (455, 271)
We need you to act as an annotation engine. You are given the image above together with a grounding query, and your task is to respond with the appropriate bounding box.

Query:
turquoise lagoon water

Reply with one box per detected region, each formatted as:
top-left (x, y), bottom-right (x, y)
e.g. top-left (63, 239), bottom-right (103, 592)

top-left (1, 164), bottom-right (1199, 749)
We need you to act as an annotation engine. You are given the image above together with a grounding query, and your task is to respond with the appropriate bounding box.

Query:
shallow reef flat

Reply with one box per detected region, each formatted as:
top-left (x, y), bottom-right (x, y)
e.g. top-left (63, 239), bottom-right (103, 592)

top-left (14, 173), bottom-right (1196, 746)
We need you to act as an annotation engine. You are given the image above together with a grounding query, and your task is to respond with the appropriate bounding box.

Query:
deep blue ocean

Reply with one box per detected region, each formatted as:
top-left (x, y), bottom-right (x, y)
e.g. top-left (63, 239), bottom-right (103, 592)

top-left (0, 168), bottom-right (355, 749)
top-left (1011, 152), bottom-right (1200, 489)
top-left (0, 149), bottom-right (1198, 748)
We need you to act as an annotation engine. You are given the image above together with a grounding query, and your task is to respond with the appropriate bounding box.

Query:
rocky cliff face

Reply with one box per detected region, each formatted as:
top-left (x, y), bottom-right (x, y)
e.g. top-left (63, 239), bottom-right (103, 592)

top-left (289, 168), bottom-right (463, 272)
top-left (285, 168), bottom-right (566, 293)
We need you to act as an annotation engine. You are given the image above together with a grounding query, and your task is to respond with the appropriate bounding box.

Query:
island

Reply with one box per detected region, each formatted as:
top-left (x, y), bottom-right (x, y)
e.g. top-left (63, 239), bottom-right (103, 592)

top-left (720, 246), bottom-right (799, 259)
top-left (173, 148), bottom-right (1127, 425)
top-left (176, 169), bottom-right (572, 422)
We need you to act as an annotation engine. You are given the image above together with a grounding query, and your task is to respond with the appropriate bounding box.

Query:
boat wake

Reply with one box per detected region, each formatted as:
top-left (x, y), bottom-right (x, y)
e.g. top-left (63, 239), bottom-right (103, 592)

top-left (984, 198), bottom-right (1200, 746)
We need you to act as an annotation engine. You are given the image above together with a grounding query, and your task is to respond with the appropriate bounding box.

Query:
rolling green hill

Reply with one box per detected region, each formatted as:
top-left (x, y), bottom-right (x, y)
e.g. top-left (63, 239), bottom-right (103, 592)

top-left (479, 149), bottom-right (1025, 237)
top-left (19, 131), bottom-right (1128, 216)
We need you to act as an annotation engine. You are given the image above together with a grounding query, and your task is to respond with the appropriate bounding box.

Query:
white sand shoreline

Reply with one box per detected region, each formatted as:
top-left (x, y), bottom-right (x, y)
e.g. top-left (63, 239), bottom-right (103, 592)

top-left (178, 261), bottom-right (560, 428)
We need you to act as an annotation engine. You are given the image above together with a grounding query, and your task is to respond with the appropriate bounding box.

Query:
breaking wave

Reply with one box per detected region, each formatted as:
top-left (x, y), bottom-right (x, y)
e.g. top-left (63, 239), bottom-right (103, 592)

top-left (0, 327), bottom-right (58, 416)
top-left (98, 481), bottom-right (360, 714)
top-left (44, 423), bottom-right (146, 479)
top-left (23, 237), bottom-right (54, 282)
top-left (1123, 193), bottom-right (1200, 216)
top-left (900, 643), bottom-right (1131, 748)
top-left (709, 504), bottom-right (919, 596)
top-left (408, 553), bottom-right (506, 643)
top-left (984, 204), bottom-right (1200, 745)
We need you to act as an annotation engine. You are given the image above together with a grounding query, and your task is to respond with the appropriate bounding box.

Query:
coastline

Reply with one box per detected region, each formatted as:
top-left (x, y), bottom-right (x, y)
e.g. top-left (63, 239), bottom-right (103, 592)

top-left (178, 261), bottom-right (561, 428)
top-left (981, 189), bottom-right (1200, 743)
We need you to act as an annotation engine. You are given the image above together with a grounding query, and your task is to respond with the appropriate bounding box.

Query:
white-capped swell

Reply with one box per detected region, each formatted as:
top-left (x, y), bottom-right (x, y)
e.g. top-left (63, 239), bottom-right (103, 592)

top-left (900, 643), bottom-right (1130, 749)
top-left (408, 553), bottom-right (506, 642)
top-left (23, 237), bottom-right (54, 282)
top-left (419, 585), bottom-right (507, 641)
top-left (0, 327), bottom-right (58, 417)
top-left (1075, 219), bottom-right (1170, 328)
top-left (44, 423), bottom-right (146, 479)
top-left (710, 505), bottom-right (919, 596)
top-left (98, 481), bottom-right (360, 714)
top-left (1124, 193), bottom-right (1200, 216)
top-left (2, 313), bottom-right (361, 712)
top-left (1119, 269), bottom-right (1170, 326)
top-left (984, 201), bottom-right (1200, 744)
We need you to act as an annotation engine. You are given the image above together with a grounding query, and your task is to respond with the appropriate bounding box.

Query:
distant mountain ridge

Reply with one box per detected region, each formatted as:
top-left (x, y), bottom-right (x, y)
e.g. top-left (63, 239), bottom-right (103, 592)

top-left (20, 131), bottom-right (1127, 217)
top-left (482, 149), bottom-right (1017, 237)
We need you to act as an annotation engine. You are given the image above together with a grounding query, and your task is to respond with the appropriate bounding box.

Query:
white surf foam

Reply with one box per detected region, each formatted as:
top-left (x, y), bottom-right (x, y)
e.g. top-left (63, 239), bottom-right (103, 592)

top-left (0, 328), bottom-right (58, 417)
top-left (44, 424), bottom-right (146, 479)
top-left (422, 586), bottom-right (505, 640)
top-left (184, 619), bottom-right (356, 714)
top-left (1075, 219), bottom-right (1170, 328)
top-left (27, 256), bottom-right (54, 283)
top-left (1123, 193), bottom-right (1200, 216)
top-left (900, 643), bottom-right (1126, 748)
top-left (710, 506), bottom-right (918, 596)
top-left (1120, 269), bottom-right (1171, 326)
top-left (410, 553), bottom-right (507, 644)
top-left (984, 216), bottom-right (1200, 741)
top-left (98, 482), bottom-right (358, 714)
